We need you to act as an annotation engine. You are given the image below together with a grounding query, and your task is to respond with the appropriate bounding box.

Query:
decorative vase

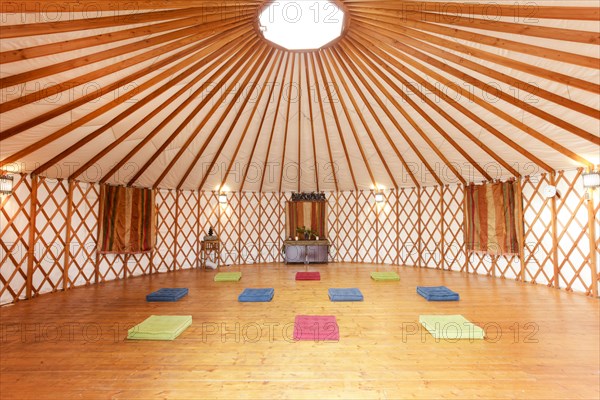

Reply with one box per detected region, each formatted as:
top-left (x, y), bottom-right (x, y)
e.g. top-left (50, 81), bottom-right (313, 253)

top-left (304, 232), bottom-right (309, 240)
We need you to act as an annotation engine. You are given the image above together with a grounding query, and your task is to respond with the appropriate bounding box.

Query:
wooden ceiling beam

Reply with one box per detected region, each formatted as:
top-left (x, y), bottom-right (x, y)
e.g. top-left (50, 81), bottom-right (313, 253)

top-left (167, 45), bottom-right (272, 190)
top-left (350, 6), bottom-right (600, 43)
top-left (98, 39), bottom-right (262, 185)
top-left (350, 28), bottom-right (588, 170)
top-left (353, 15), bottom-right (599, 94)
top-left (303, 52), bottom-right (320, 192)
top-left (338, 40), bottom-right (456, 185)
top-left (56, 33), bottom-right (254, 180)
top-left (195, 48), bottom-right (276, 191)
top-left (221, 51), bottom-right (284, 192)
top-left (349, 10), bottom-right (598, 69)
top-left (342, 38), bottom-right (468, 185)
top-left (258, 53), bottom-right (291, 193)
top-left (308, 52), bottom-right (339, 192)
top-left (0, 6), bottom-right (254, 38)
top-left (69, 36), bottom-right (250, 179)
top-left (277, 53), bottom-right (297, 193)
top-left (238, 52), bottom-right (287, 192)
top-left (0, 1), bottom-right (261, 14)
top-left (1, 25), bottom-right (252, 165)
top-left (328, 46), bottom-right (420, 188)
top-left (348, 32), bottom-right (519, 179)
top-left (314, 52), bottom-right (359, 191)
top-left (297, 54), bottom-right (302, 193)
top-left (321, 49), bottom-right (381, 189)
top-left (352, 22), bottom-right (599, 145)
top-left (353, 18), bottom-right (599, 120)
top-left (1, 16), bottom-right (251, 113)
top-left (1, 10), bottom-right (252, 64)
top-left (0, 14), bottom-right (251, 91)
top-left (323, 48), bottom-right (399, 189)
top-left (345, 1), bottom-right (600, 21)
top-left (333, 42), bottom-right (442, 186)
top-left (0, 24), bottom-right (254, 141)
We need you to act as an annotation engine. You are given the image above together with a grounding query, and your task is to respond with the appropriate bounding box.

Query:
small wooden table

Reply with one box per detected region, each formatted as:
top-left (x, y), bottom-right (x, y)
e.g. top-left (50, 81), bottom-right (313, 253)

top-left (200, 240), bottom-right (220, 270)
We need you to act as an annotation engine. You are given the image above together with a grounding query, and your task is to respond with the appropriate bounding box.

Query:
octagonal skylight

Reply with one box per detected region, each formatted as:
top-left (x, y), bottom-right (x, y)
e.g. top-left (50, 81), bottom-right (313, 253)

top-left (258, 1), bottom-right (346, 50)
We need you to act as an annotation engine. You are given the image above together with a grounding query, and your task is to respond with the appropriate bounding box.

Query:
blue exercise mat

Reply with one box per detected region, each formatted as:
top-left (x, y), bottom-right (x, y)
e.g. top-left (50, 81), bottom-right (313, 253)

top-left (146, 288), bottom-right (189, 302)
top-left (238, 288), bottom-right (274, 302)
top-left (416, 286), bottom-right (459, 301)
top-left (328, 288), bottom-right (364, 302)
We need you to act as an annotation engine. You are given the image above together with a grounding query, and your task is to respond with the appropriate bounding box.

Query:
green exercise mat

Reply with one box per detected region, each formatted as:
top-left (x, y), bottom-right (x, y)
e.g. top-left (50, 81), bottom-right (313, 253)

top-left (419, 315), bottom-right (485, 340)
top-left (127, 315), bottom-right (192, 341)
top-left (370, 271), bottom-right (400, 281)
top-left (214, 272), bottom-right (242, 282)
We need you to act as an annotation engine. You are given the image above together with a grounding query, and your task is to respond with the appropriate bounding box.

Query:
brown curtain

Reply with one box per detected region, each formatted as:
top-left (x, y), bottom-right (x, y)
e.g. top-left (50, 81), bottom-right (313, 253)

top-left (285, 201), bottom-right (328, 238)
top-left (98, 185), bottom-right (156, 253)
top-left (464, 181), bottom-right (524, 255)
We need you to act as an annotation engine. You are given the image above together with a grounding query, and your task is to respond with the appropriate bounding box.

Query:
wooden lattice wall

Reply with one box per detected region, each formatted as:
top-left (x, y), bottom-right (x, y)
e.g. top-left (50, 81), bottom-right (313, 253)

top-left (1, 169), bottom-right (598, 304)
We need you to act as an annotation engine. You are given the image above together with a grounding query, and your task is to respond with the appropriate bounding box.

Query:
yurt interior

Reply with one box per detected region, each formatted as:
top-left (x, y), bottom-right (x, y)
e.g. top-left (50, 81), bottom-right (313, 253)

top-left (0, 1), bottom-right (599, 399)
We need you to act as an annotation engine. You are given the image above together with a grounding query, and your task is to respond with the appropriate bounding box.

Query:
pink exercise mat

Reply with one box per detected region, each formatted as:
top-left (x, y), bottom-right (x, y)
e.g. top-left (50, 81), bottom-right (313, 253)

top-left (293, 315), bottom-right (339, 341)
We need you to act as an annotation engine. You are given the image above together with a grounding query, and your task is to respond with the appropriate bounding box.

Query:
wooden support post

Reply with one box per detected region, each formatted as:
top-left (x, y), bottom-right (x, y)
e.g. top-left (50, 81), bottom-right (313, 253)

top-left (375, 191), bottom-right (379, 264)
top-left (516, 178), bottom-right (526, 282)
top-left (395, 189), bottom-right (400, 266)
top-left (463, 184), bottom-right (469, 273)
top-left (587, 187), bottom-right (598, 297)
top-left (440, 185), bottom-right (445, 270)
top-left (238, 192), bottom-right (242, 265)
top-left (124, 254), bottom-right (129, 279)
top-left (196, 189), bottom-right (201, 269)
top-left (258, 193), bottom-right (263, 264)
top-left (95, 183), bottom-right (104, 284)
top-left (26, 174), bottom-right (38, 299)
top-left (354, 191), bottom-right (359, 263)
top-left (550, 173), bottom-right (560, 288)
top-left (417, 187), bottom-right (422, 268)
top-left (62, 179), bottom-right (75, 291)
top-left (175, 189), bottom-right (180, 271)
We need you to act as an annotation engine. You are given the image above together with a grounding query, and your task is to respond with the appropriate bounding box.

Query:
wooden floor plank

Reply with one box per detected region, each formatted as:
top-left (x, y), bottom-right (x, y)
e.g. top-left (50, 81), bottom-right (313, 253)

top-left (0, 263), bottom-right (598, 399)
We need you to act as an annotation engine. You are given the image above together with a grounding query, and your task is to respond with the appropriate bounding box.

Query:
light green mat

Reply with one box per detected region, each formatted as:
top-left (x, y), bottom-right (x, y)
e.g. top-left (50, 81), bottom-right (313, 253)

top-left (214, 272), bottom-right (242, 282)
top-left (370, 271), bottom-right (400, 281)
top-left (419, 315), bottom-right (485, 340)
top-left (127, 315), bottom-right (192, 341)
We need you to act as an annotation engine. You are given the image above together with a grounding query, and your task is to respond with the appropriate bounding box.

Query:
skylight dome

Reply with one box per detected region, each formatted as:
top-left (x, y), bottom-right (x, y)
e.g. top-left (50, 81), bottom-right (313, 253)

top-left (258, 1), bottom-right (346, 50)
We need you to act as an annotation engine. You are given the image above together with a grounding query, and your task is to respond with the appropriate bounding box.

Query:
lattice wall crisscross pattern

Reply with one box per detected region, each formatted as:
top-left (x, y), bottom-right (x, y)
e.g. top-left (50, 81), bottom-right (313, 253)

top-left (66, 181), bottom-right (99, 287)
top-left (0, 174), bottom-right (32, 302)
top-left (1, 171), bottom-right (598, 305)
top-left (31, 177), bottom-right (68, 295)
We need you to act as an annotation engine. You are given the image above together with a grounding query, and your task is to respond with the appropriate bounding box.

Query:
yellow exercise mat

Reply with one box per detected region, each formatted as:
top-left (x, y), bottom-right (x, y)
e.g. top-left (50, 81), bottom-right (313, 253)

top-left (419, 315), bottom-right (485, 340)
top-left (127, 315), bottom-right (192, 340)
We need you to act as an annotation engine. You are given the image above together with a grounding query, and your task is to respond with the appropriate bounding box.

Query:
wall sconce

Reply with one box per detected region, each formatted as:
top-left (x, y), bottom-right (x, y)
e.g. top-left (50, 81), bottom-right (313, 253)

top-left (582, 171), bottom-right (600, 189)
top-left (375, 193), bottom-right (384, 203)
top-left (0, 174), bottom-right (14, 196)
top-left (218, 193), bottom-right (228, 204)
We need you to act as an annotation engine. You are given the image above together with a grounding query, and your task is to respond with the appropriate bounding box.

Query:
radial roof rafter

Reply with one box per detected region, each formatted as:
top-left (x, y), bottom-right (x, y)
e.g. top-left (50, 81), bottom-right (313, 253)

top-left (0, 1), bottom-right (598, 191)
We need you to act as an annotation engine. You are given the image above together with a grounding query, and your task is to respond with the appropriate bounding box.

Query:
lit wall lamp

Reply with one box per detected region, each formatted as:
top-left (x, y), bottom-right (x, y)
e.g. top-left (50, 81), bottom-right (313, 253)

top-left (218, 193), bottom-right (228, 204)
top-left (0, 174), bottom-right (14, 196)
top-left (582, 171), bottom-right (600, 189)
top-left (375, 192), bottom-right (384, 203)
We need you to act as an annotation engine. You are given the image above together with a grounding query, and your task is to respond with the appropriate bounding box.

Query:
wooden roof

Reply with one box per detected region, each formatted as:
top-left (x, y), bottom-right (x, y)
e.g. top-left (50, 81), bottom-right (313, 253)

top-left (1, 0), bottom-right (598, 191)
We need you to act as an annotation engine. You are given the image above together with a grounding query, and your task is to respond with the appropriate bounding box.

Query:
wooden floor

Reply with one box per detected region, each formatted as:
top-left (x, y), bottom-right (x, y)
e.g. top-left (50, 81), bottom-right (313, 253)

top-left (1, 263), bottom-right (598, 400)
